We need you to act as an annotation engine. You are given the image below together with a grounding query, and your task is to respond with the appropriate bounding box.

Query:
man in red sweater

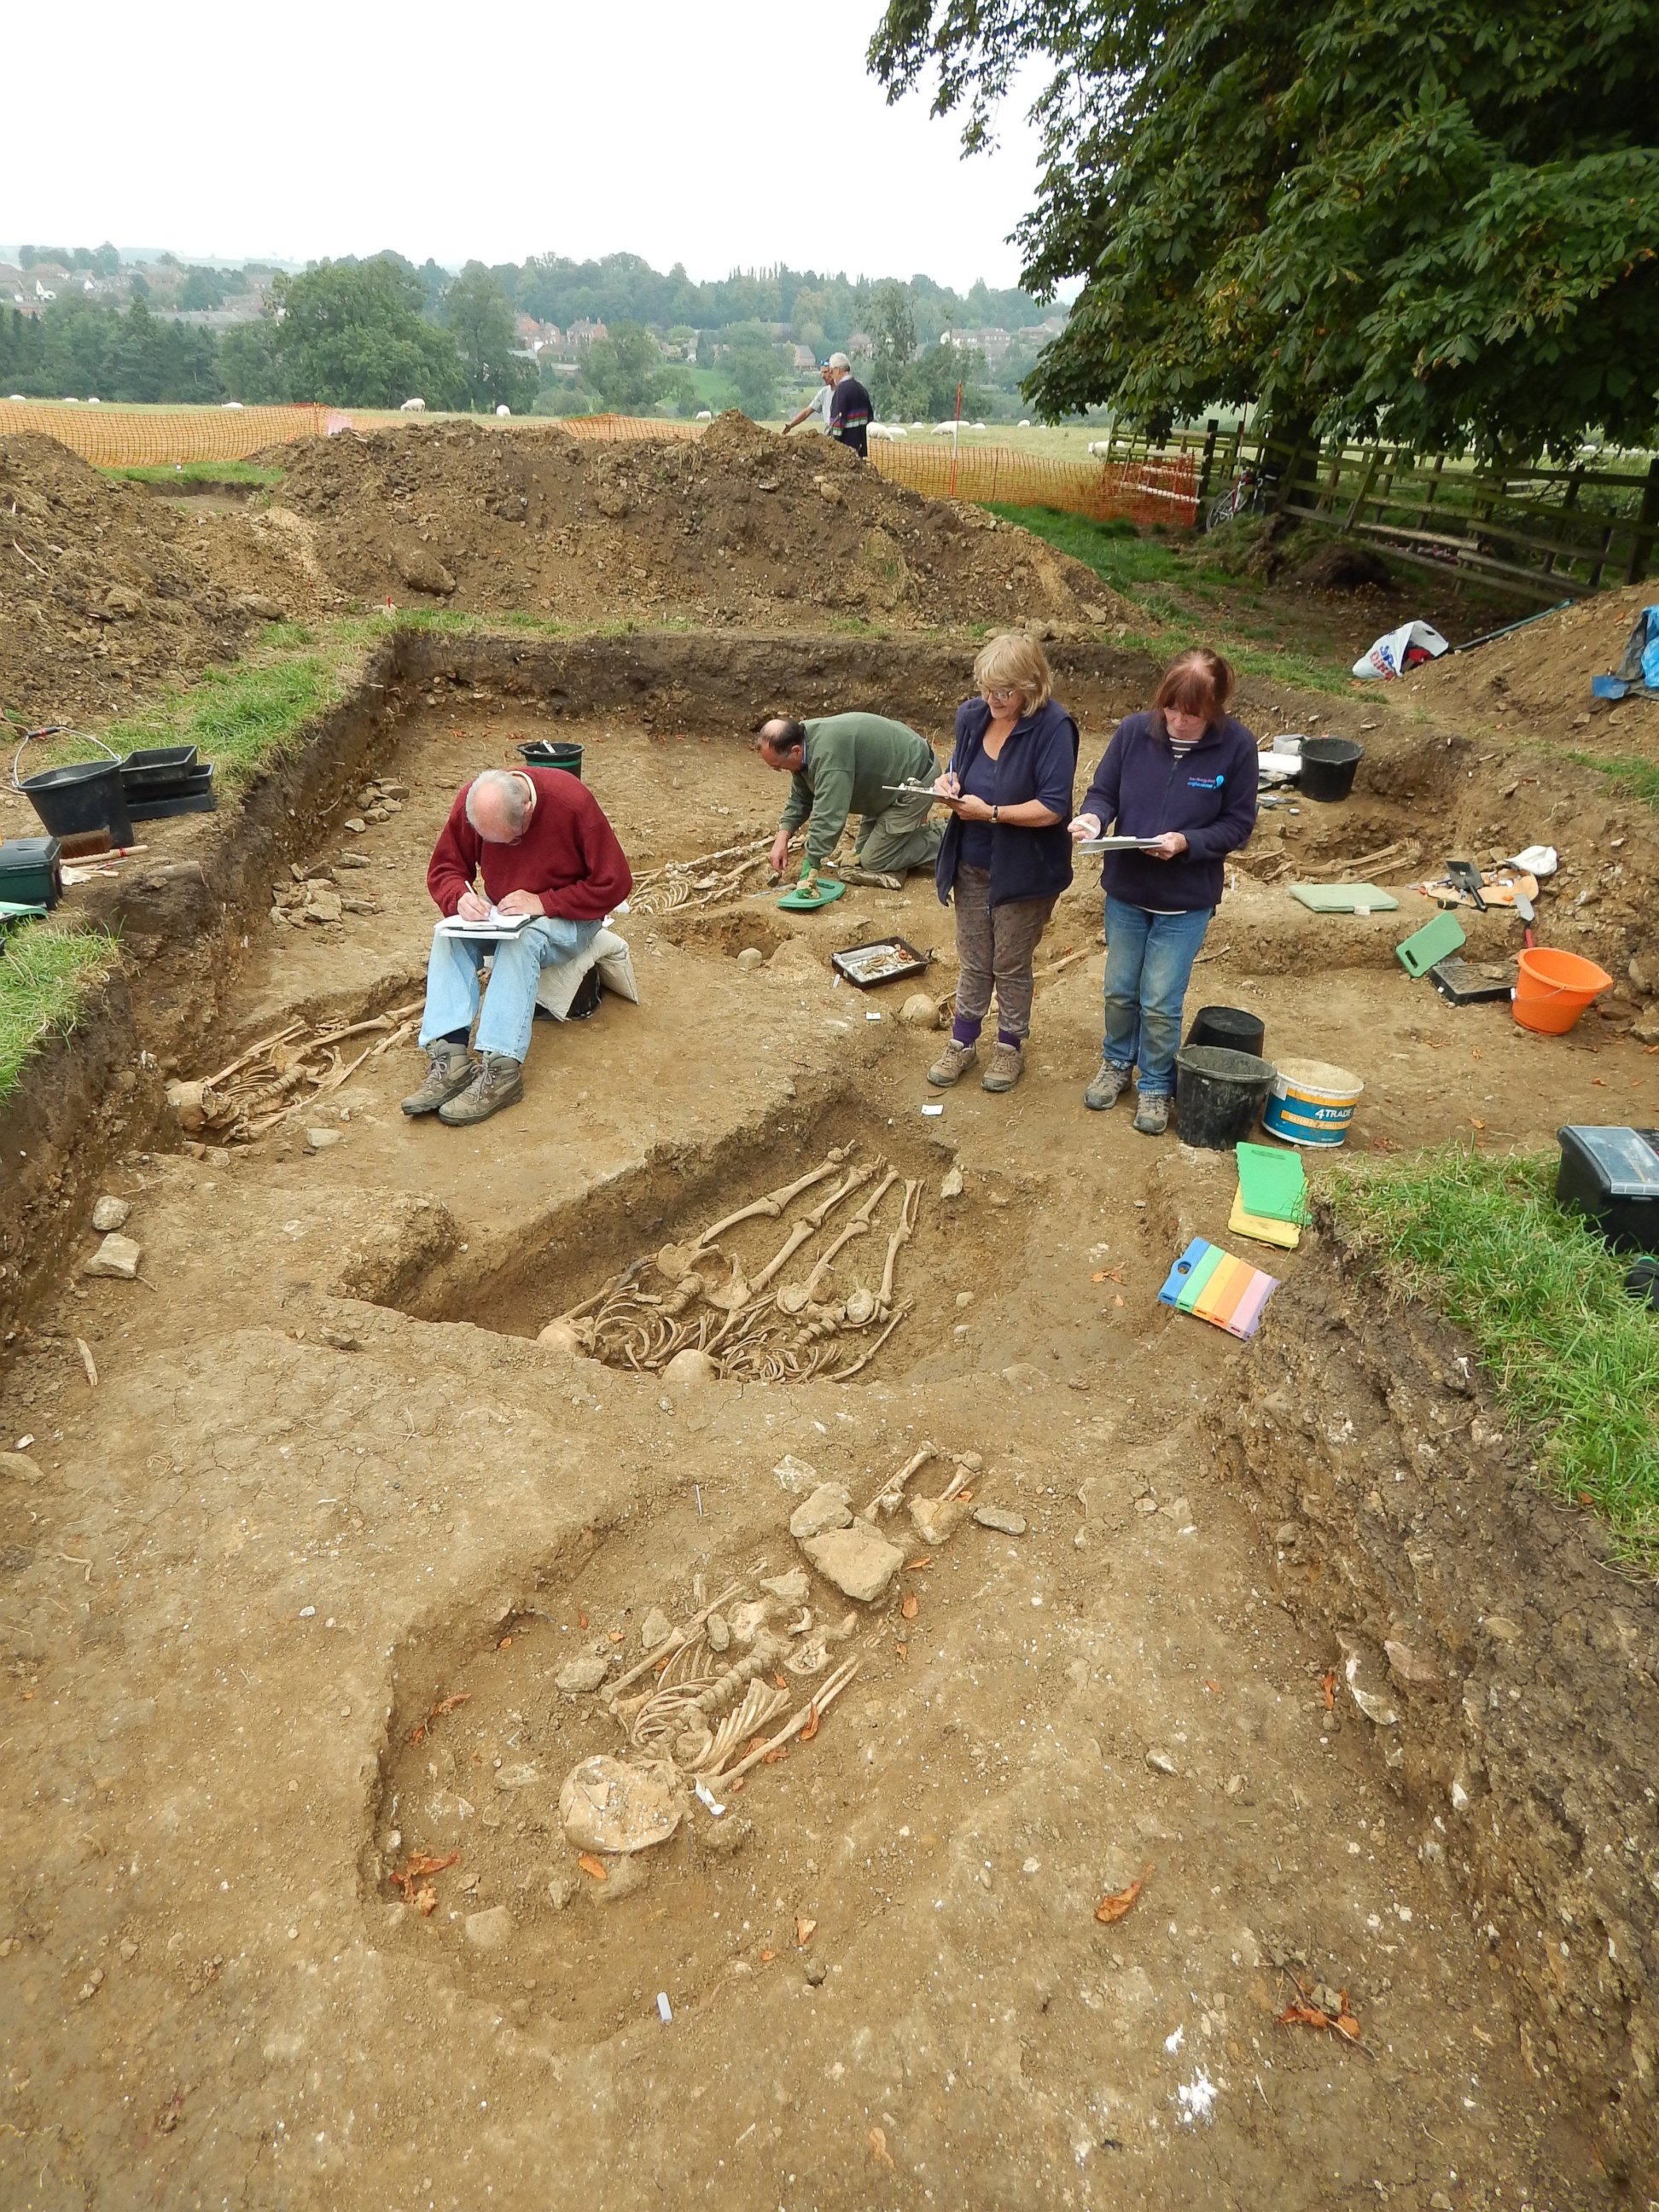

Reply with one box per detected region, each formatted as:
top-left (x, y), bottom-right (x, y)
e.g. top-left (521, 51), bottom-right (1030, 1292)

top-left (404, 766), bottom-right (632, 1126)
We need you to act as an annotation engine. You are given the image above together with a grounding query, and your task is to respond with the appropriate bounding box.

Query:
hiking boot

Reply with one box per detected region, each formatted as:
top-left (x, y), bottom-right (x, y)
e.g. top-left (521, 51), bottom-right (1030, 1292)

top-left (835, 864), bottom-right (905, 890)
top-left (926, 1039), bottom-right (978, 1088)
top-left (437, 1051), bottom-right (525, 1126)
top-left (1084, 1058), bottom-right (1132, 1112)
top-left (1132, 1092), bottom-right (1171, 1136)
top-left (981, 1040), bottom-right (1024, 1093)
top-left (401, 1039), bottom-right (477, 1117)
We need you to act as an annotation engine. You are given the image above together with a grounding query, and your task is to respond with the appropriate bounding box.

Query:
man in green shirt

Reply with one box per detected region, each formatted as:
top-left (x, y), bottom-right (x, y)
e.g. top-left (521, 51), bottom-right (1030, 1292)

top-left (757, 713), bottom-right (942, 887)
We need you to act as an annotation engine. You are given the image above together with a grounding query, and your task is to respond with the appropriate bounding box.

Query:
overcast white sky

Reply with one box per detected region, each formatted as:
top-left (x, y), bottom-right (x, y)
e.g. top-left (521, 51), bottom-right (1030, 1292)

top-left (2, 0), bottom-right (1045, 294)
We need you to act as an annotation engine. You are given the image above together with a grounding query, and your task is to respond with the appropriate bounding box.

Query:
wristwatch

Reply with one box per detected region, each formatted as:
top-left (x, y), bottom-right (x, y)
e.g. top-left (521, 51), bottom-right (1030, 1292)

top-left (992, 804), bottom-right (1001, 824)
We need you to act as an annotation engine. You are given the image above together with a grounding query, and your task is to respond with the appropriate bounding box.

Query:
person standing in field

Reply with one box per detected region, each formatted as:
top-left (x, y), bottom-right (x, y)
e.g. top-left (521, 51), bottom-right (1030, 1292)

top-left (783, 364), bottom-right (835, 435)
top-left (1068, 648), bottom-right (1259, 1135)
top-left (825, 352), bottom-right (872, 458)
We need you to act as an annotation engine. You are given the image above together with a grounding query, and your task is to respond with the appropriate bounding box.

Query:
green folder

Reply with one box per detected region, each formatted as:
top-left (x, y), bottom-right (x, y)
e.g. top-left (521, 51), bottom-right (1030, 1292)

top-left (1175, 1243), bottom-right (1225, 1313)
top-left (1289, 882), bottom-right (1399, 914)
top-left (1236, 1140), bottom-right (1309, 1225)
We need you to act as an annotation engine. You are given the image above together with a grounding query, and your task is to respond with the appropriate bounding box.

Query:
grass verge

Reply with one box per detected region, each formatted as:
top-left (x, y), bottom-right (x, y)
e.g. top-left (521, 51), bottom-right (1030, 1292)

top-left (103, 651), bottom-right (353, 788)
top-left (102, 461), bottom-right (285, 489)
top-left (0, 927), bottom-right (120, 1106)
top-left (1568, 749), bottom-right (1659, 813)
top-left (987, 503), bottom-right (1356, 696)
top-left (1335, 1147), bottom-right (1659, 1568)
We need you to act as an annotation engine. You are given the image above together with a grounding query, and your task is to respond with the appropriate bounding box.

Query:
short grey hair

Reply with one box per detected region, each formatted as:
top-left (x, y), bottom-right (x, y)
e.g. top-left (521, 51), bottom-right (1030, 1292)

top-left (466, 768), bottom-right (531, 835)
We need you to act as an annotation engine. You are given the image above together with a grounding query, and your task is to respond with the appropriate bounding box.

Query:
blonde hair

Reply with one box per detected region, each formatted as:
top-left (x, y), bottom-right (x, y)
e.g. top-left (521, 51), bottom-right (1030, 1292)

top-left (973, 632), bottom-right (1053, 714)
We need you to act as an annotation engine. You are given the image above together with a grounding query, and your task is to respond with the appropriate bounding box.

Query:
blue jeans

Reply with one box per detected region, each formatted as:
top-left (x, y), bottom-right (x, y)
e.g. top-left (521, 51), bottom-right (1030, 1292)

top-left (419, 916), bottom-right (601, 1062)
top-left (1101, 896), bottom-right (1214, 1097)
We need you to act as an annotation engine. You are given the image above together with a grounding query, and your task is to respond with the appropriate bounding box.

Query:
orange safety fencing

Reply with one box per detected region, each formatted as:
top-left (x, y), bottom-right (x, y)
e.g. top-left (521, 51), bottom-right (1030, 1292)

top-left (869, 438), bottom-right (1198, 527)
top-left (559, 413), bottom-right (702, 443)
top-left (0, 400), bottom-right (338, 467)
top-left (0, 399), bottom-right (1199, 527)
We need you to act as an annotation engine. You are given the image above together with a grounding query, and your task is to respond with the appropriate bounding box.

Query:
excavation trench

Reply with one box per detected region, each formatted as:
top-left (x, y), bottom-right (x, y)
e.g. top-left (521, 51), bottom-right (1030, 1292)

top-left (371, 1089), bottom-right (967, 1382)
top-left (3, 623), bottom-right (1658, 2204)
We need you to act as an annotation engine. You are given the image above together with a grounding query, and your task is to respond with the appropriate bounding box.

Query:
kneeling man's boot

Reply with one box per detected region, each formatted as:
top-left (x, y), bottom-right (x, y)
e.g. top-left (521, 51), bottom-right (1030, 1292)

top-left (438, 1051), bottom-right (525, 1126)
top-left (402, 1039), bottom-right (477, 1117)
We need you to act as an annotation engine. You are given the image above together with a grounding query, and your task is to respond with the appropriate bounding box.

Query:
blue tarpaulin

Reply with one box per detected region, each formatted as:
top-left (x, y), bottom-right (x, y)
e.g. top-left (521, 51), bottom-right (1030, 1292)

top-left (1593, 604), bottom-right (1659, 700)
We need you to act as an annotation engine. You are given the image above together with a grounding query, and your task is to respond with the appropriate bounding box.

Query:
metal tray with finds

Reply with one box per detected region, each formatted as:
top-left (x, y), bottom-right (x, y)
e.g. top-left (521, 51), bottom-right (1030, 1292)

top-left (831, 935), bottom-right (934, 989)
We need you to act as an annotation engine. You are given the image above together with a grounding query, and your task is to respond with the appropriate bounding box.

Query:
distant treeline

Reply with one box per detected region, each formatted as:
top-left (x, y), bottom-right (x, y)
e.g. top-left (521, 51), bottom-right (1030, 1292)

top-left (0, 248), bottom-right (1061, 416)
top-left (1, 300), bottom-right (225, 405)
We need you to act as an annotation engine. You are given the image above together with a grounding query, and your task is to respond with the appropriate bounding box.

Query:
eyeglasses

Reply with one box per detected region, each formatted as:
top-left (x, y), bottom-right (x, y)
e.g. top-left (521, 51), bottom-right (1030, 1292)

top-left (984, 686), bottom-right (1022, 705)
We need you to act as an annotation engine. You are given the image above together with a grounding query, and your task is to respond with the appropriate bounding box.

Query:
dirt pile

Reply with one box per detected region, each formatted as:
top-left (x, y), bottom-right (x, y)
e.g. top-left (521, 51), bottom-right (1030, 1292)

top-left (0, 434), bottom-right (294, 724)
top-left (1406, 579), bottom-right (1659, 745)
top-left (265, 413), bottom-right (1127, 632)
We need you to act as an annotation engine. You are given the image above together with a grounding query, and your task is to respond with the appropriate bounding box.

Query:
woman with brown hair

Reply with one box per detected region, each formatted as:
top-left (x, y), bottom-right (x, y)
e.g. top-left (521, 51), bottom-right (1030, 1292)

top-left (1068, 648), bottom-right (1259, 1134)
top-left (927, 632), bottom-right (1080, 1094)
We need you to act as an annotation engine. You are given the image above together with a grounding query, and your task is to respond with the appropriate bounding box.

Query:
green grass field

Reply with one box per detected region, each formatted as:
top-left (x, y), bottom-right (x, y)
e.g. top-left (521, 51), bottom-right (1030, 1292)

top-left (989, 504), bottom-right (1357, 691)
top-left (1336, 1147), bottom-right (1659, 1568)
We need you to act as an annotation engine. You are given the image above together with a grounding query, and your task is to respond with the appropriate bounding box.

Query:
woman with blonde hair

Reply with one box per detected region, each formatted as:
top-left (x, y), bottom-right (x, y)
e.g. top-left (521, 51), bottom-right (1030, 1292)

top-left (1068, 647), bottom-right (1259, 1134)
top-left (927, 632), bottom-right (1080, 1094)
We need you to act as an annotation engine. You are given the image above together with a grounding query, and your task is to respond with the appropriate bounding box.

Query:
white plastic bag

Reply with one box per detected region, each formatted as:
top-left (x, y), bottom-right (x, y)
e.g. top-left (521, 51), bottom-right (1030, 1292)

top-left (1352, 620), bottom-right (1450, 680)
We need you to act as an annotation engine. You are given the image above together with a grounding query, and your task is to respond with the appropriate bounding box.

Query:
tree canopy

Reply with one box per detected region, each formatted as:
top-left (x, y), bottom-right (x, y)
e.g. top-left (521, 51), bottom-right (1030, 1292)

top-left (440, 264), bottom-right (539, 413)
top-left (269, 258), bottom-right (467, 410)
top-left (866, 281), bottom-right (987, 419)
top-left (870, 0), bottom-right (1659, 455)
top-left (584, 323), bottom-right (667, 412)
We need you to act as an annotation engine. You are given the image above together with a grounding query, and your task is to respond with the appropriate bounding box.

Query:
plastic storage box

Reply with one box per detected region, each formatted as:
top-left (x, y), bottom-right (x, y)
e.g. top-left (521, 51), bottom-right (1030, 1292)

top-left (1555, 1126), bottom-right (1659, 1252)
top-left (0, 836), bottom-right (63, 911)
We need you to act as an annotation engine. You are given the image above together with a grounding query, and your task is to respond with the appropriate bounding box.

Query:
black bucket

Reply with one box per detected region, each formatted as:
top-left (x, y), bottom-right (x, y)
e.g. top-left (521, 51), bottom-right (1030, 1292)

top-left (1174, 1044), bottom-right (1276, 1150)
top-left (1299, 736), bottom-right (1364, 802)
top-left (517, 738), bottom-right (584, 780)
top-left (19, 761), bottom-right (136, 847)
top-left (1186, 1004), bottom-right (1266, 1057)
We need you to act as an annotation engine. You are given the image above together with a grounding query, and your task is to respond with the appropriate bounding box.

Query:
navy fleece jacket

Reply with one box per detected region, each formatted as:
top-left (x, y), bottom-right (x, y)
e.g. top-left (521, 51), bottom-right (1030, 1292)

top-left (1078, 711), bottom-right (1258, 911)
top-left (934, 696), bottom-right (1080, 910)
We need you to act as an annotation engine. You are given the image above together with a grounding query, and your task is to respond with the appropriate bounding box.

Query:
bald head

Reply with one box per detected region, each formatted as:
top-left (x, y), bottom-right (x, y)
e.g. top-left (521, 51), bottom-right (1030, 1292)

top-left (755, 717), bottom-right (806, 771)
top-left (466, 768), bottom-right (535, 842)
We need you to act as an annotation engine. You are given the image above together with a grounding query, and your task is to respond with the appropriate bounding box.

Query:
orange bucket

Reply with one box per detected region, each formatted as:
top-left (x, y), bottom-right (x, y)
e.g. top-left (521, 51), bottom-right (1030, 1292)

top-left (1512, 946), bottom-right (1612, 1035)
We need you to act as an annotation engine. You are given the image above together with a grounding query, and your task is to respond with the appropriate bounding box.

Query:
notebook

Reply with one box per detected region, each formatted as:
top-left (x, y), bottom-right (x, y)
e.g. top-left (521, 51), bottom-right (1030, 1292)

top-left (436, 907), bottom-right (538, 941)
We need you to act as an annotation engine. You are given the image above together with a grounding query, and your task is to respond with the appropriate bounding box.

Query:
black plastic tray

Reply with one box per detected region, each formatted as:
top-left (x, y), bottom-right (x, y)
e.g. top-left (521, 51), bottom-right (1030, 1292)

top-left (831, 935), bottom-right (933, 989)
top-left (1429, 955), bottom-right (1515, 1005)
top-left (123, 788), bottom-right (219, 821)
top-left (121, 744), bottom-right (199, 779)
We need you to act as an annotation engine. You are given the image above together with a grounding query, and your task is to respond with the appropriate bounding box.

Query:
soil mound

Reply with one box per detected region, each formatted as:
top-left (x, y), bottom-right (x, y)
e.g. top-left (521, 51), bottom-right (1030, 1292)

top-left (264, 415), bottom-right (1127, 633)
top-left (0, 434), bottom-right (288, 725)
top-left (1405, 578), bottom-right (1658, 742)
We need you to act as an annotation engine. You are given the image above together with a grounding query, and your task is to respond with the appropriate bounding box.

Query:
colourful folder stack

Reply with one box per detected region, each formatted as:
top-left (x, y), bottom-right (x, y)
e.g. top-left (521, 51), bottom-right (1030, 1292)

top-left (1229, 1140), bottom-right (1309, 1252)
top-left (1157, 1237), bottom-right (1279, 1339)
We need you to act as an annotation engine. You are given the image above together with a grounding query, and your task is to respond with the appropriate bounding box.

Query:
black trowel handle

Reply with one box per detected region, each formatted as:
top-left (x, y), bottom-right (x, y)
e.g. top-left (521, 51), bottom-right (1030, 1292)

top-left (1447, 859), bottom-right (1487, 911)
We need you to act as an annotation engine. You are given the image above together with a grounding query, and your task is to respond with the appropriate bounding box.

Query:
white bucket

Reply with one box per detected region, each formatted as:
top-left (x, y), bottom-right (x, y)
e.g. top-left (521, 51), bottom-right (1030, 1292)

top-left (1264, 1057), bottom-right (1364, 1148)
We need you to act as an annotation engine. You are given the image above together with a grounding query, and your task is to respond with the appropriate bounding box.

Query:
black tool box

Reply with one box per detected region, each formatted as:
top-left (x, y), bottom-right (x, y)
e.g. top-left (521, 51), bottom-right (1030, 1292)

top-left (1556, 1126), bottom-right (1659, 1252)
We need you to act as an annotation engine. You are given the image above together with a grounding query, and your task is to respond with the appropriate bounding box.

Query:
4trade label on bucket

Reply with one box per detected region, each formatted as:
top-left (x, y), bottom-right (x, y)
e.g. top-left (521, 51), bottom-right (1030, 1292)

top-left (1261, 1057), bottom-right (1365, 1148)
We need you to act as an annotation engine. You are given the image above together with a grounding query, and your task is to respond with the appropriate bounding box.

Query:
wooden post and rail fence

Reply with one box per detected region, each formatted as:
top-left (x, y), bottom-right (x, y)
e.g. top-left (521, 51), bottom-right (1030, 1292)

top-left (3, 398), bottom-right (1652, 608)
top-left (1093, 417), bottom-right (1659, 605)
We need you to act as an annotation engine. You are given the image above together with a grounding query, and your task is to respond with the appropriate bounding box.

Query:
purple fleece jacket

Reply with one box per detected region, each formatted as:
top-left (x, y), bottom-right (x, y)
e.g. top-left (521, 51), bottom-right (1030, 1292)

top-left (1078, 711), bottom-right (1259, 911)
